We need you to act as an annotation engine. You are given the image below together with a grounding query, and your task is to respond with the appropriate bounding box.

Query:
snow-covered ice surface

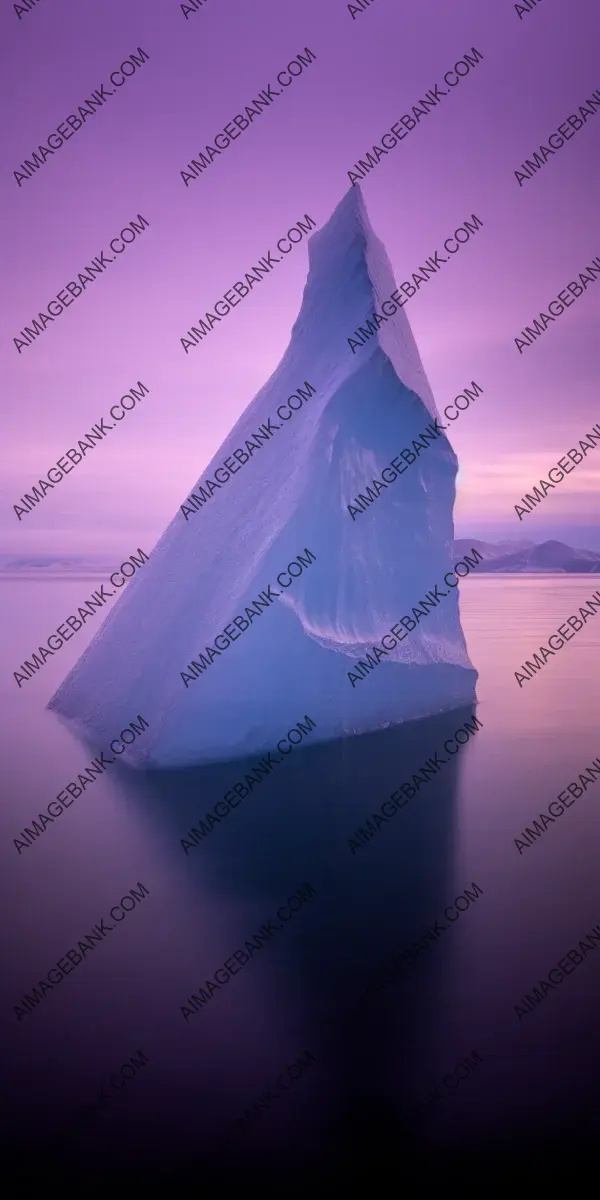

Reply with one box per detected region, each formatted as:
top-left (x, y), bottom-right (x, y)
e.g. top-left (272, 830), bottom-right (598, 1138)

top-left (49, 186), bottom-right (477, 769)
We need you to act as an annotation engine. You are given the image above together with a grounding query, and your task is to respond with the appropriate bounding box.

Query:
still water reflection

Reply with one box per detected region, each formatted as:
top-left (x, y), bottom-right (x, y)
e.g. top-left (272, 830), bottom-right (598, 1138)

top-left (1, 575), bottom-right (600, 1170)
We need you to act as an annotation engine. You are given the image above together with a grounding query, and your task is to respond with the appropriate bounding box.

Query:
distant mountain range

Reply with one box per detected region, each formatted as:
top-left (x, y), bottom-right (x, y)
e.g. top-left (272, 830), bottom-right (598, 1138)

top-left (1, 539), bottom-right (600, 575)
top-left (0, 554), bottom-right (114, 575)
top-left (454, 539), bottom-right (600, 573)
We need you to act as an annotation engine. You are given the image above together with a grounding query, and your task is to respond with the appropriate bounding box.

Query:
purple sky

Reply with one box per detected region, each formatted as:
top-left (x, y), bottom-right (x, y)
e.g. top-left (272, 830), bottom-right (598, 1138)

top-left (1, 0), bottom-right (599, 555)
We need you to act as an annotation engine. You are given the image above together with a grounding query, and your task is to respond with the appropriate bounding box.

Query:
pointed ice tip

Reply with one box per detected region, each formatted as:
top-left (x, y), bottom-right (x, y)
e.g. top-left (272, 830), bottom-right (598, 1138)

top-left (306, 183), bottom-right (373, 277)
top-left (327, 182), bottom-right (368, 230)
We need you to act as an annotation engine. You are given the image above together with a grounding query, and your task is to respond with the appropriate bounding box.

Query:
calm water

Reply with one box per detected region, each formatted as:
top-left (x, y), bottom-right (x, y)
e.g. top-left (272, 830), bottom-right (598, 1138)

top-left (1, 574), bottom-right (600, 1171)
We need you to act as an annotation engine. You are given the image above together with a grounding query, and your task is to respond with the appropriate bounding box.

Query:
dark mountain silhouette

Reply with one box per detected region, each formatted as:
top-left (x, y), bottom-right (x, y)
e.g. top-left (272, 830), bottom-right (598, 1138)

top-left (454, 539), bottom-right (600, 573)
top-left (453, 538), bottom-right (534, 561)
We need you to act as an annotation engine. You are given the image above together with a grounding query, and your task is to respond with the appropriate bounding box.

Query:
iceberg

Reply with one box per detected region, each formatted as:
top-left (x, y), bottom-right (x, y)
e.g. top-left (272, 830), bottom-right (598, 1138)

top-left (49, 185), bottom-right (478, 769)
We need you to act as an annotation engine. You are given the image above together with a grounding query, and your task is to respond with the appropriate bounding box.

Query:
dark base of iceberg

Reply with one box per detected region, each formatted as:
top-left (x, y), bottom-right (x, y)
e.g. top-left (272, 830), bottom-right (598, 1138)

top-left (49, 585), bottom-right (477, 769)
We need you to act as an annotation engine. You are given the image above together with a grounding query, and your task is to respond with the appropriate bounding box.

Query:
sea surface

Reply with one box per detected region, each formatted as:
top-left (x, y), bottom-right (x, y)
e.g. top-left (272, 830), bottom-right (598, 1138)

top-left (1, 574), bottom-right (600, 1170)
